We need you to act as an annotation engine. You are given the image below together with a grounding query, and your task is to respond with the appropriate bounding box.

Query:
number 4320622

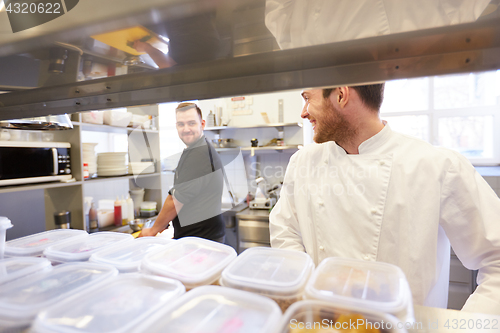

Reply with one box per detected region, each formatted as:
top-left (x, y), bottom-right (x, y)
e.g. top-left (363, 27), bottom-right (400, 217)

top-left (444, 319), bottom-right (498, 330)
top-left (6, 2), bottom-right (61, 14)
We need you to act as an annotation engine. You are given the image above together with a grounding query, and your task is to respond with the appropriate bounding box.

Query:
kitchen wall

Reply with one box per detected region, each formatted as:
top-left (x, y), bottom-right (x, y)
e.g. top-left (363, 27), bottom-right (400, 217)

top-left (197, 89), bottom-right (308, 199)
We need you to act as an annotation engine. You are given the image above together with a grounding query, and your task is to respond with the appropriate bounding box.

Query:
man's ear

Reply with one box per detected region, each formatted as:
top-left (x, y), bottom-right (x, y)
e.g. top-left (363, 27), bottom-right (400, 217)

top-left (337, 87), bottom-right (350, 109)
top-left (201, 119), bottom-right (206, 129)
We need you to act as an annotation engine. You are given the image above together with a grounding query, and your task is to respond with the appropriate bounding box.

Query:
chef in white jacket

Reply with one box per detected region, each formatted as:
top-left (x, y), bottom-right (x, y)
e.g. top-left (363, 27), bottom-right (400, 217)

top-left (269, 84), bottom-right (500, 314)
top-left (265, 0), bottom-right (492, 50)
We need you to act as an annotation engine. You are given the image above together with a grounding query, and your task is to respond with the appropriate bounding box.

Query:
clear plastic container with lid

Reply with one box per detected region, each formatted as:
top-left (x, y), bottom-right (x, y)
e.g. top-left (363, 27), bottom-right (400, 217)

top-left (43, 231), bottom-right (133, 264)
top-left (304, 257), bottom-right (414, 322)
top-left (132, 285), bottom-right (282, 333)
top-left (0, 262), bottom-right (117, 331)
top-left (221, 247), bottom-right (314, 312)
top-left (90, 237), bottom-right (173, 273)
top-left (32, 274), bottom-right (186, 333)
top-left (0, 216), bottom-right (13, 259)
top-left (141, 237), bottom-right (237, 289)
top-left (278, 300), bottom-right (407, 333)
top-left (0, 257), bottom-right (52, 285)
top-left (4, 229), bottom-right (87, 258)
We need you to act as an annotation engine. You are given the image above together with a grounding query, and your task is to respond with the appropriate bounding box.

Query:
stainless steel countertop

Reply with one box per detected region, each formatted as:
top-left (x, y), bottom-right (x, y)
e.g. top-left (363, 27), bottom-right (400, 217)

top-left (235, 207), bottom-right (271, 221)
top-left (409, 305), bottom-right (500, 333)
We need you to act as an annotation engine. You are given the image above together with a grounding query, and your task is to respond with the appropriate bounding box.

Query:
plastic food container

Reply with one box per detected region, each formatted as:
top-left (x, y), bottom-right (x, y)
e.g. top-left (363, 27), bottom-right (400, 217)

top-left (140, 201), bottom-right (157, 217)
top-left (81, 111), bottom-right (104, 125)
top-left (32, 274), bottom-right (185, 333)
top-left (141, 237), bottom-right (237, 289)
top-left (43, 232), bottom-right (134, 264)
top-left (0, 262), bottom-right (117, 331)
top-left (4, 229), bottom-right (88, 258)
top-left (221, 247), bottom-right (314, 312)
top-left (0, 257), bottom-right (52, 285)
top-left (103, 110), bottom-right (133, 127)
top-left (90, 237), bottom-right (173, 273)
top-left (278, 300), bottom-right (407, 333)
top-left (0, 217), bottom-right (13, 260)
top-left (132, 285), bottom-right (282, 333)
top-left (304, 257), bottom-right (414, 322)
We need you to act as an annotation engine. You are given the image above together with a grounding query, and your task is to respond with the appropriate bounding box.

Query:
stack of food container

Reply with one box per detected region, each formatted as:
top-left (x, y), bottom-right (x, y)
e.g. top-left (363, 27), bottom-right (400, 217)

top-left (141, 237), bottom-right (237, 290)
top-left (131, 286), bottom-right (282, 333)
top-left (89, 237), bottom-right (173, 273)
top-left (4, 229), bottom-right (87, 258)
top-left (82, 142), bottom-right (98, 178)
top-left (221, 247), bottom-right (314, 312)
top-left (43, 232), bottom-right (133, 264)
top-left (304, 257), bottom-right (415, 323)
top-left (31, 274), bottom-right (186, 333)
top-left (0, 262), bottom-right (117, 331)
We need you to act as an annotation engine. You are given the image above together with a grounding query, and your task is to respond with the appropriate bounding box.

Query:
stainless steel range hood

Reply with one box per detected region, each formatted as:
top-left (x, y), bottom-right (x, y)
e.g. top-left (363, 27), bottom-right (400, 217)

top-left (0, 0), bottom-right (499, 121)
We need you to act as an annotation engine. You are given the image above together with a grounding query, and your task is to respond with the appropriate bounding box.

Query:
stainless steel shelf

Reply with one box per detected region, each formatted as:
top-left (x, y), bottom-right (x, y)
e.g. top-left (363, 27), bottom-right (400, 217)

top-left (73, 121), bottom-right (159, 134)
top-left (83, 172), bottom-right (161, 184)
top-left (205, 122), bottom-right (302, 131)
top-left (0, 180), bottom-right (82, 194)
top-left (215, 145), bottom-right (300, 153)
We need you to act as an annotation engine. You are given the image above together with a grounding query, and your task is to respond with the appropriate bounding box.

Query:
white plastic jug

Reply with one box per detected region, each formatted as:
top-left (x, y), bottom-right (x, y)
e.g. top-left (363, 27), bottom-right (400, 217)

top-left (0, 217), bottom-right (13, 259)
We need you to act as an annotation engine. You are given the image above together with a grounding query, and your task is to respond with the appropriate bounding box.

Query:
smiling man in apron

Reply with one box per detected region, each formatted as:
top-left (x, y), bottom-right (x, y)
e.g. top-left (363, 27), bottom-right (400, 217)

top-left (270, 85), bottom-right (500, 314)
top-left (139, 102), bottom-right (225, 242)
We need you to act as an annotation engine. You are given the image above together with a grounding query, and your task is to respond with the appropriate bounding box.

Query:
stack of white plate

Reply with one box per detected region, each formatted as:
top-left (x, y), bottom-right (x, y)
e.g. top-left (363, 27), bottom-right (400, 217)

top-left (129, 161), bottom-right (155, 175)
top-left (97, 152), bottom-right (128, 177)
top-left (82, 143), bottom-right (98, 176)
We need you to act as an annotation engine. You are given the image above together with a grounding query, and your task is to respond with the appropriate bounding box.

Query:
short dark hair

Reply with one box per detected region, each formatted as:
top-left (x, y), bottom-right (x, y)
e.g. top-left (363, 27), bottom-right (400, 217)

top-left (323, 84), bottom-right (385, 111)
top-left (176, 102), bottom-right (203, 120)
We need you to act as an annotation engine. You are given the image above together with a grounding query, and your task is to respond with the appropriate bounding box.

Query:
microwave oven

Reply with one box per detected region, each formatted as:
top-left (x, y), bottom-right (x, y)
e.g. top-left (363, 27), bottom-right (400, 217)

top-left (0, 141), bottom-right (72, 186)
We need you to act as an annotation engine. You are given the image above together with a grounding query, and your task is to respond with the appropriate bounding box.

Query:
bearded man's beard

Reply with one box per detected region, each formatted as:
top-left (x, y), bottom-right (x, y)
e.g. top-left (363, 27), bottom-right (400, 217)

top-left (313, 98), bottom-right (357, 145)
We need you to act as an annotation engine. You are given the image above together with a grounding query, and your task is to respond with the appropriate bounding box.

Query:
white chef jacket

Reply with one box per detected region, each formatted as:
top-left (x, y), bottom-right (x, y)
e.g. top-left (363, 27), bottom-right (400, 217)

top-left (265, 0), bottom-right (490, 50)
top-left (270, 125), bottom-right (500, 314)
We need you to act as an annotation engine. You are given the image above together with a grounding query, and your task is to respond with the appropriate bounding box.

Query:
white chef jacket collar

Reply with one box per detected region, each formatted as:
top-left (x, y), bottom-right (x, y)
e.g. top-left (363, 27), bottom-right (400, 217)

top-left (356, 123), bottom-right (392, 154)
top-left (331, 123), bottom-right (392, 155)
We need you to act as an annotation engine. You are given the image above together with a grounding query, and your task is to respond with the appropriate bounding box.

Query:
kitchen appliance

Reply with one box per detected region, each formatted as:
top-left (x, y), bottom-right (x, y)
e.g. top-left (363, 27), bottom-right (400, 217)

top-left (54, 211), bottom-right (71, 229)
top-left (249, 197), bottom-right (276, 209)
top-left (0, 141), bottom-right (72, 186)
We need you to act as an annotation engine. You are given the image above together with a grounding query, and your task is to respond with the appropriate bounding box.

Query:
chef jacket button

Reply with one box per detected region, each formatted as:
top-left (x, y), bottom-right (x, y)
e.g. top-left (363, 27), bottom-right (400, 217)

top-left (319, 246), bottom-right (325, 251)
top-left (370, 208), bottom-right (377, 214)
top-left (324, 160), bottom-right (328, 164)
top-left (379, 160), bottom-right (385, 165)
top-left (318, 200), bottom-right (324, 206)
top-left (364, 255), bottom-right (370, 260)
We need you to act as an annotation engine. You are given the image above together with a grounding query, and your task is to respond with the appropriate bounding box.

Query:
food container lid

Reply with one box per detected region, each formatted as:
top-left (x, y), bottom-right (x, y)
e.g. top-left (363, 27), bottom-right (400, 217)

top-left (0, 216), bottom-right (13, 230)
top-left (90, 237), bottom-right (173, 273)
top-left (221, 247), bottom-right (314, 297)
top-left (32, 274), bottom-right (185, 333)
top-left (5, 229), bottom-right (88, 257)
top-left (141, 237), bottom-right (237, 289)
top-left (133, 286), bottom-right (282, 333)
top-left (305, 257), bottom-right (413, 320)
top-left (0, 257), bottom-right (52, 285)
top-left (278, 300), bottom-right (407, 333)
top-left (43, 232), bottom-right (133, 263)
top-left (0, 262), bottom-right (117, 327)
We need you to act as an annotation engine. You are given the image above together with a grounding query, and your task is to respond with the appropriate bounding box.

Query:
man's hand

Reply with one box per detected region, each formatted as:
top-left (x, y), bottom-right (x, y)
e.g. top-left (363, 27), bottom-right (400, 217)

top-left (137, 227), bottom-right (158, 238)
